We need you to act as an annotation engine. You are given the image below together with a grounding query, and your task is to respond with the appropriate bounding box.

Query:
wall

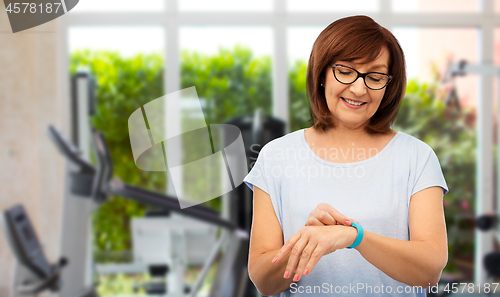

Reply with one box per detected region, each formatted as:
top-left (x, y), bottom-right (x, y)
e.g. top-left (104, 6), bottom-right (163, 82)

top-left (0, 9), bottom-right (66, 296)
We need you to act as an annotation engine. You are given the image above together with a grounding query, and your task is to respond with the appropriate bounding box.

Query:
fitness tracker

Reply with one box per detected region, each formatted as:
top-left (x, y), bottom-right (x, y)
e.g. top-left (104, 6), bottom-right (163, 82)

top-left (346, 222), bottom-right (364, 249)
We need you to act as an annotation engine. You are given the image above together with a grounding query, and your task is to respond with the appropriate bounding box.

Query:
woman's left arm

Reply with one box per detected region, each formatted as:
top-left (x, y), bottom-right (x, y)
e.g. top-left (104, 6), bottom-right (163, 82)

top-left (354, 186), bottom-right (448, 287)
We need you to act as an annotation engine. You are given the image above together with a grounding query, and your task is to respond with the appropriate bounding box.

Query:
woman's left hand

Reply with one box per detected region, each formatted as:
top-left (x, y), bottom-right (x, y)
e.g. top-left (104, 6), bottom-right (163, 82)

top-left (271, 225), bottom-right (357, 282)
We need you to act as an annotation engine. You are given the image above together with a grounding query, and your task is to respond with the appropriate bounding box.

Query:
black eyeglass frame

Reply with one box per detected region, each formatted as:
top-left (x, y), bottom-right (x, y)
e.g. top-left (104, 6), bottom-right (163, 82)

top-left (330, 63), bottom-right (393, 90)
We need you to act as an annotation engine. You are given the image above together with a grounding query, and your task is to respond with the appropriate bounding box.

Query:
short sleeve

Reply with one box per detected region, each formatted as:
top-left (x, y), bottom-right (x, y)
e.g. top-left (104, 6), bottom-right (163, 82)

top-left (243, 149), bottom-right (270, 194)
top-left (243, 143), bottom-right (283, 228)
top-left (411, 146), bottom-right (449, 197)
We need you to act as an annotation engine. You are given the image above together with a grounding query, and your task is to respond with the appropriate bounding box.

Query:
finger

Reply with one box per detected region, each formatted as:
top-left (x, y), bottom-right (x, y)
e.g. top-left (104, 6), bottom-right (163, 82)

top-left (273, 232), bottom-right (301, 264)
top-left (321, 204), bottom-right (349, 225)
top-left (293, 240), bottom-right (318, 282)
top-left (305, 217), bottom-right (325, 226)
top-left (344, 218), bottom-right (359, 226)
top-left (284, 237), bottom-right (309, 279)
top-left (314, 210), bottom-right (337, 225)
top-left (302, 244), bottom-right (327, 276)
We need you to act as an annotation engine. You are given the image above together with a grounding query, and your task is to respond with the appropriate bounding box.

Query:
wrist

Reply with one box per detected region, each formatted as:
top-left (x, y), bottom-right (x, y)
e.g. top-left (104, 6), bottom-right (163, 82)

top-left (346, 222), bottom-right (364, 249)
top-left (346, 226), bottom-right (357, 247)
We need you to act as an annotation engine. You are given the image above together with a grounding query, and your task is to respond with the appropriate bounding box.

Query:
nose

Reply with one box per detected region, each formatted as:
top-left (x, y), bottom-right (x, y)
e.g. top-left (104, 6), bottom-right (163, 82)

top-left (349, 77), bottom-right (367, 97)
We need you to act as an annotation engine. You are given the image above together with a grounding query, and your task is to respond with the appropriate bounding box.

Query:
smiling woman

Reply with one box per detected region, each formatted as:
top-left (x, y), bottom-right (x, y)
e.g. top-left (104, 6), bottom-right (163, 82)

top-left (243, 15), bottom-right (448, 297)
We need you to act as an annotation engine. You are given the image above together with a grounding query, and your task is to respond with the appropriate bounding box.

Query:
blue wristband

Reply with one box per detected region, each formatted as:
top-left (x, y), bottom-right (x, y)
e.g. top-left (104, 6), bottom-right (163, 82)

top-left (346, 222), bottom-right (364, 249)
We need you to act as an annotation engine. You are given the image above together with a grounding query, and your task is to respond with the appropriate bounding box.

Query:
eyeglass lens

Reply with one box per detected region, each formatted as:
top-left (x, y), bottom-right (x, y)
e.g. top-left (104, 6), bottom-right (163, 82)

top-left (333, 65), bottom-right (389, 90)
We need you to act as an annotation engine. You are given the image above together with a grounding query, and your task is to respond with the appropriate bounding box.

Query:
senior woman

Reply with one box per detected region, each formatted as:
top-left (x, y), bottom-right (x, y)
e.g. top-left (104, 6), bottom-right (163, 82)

top-left (243, 15), bottom-right (448, 297)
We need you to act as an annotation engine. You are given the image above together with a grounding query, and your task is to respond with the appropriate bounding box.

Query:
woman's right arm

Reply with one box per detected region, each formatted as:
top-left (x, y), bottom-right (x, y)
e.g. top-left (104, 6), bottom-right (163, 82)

top-left (248, 185), bottom-right (294, 296)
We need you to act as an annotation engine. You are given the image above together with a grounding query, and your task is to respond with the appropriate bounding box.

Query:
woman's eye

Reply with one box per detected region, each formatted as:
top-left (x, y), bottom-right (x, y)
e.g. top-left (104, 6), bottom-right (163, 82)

top-left (367, 75), bottom-right (382, 82)
top-left (339, 71), bottom-right (352, 75)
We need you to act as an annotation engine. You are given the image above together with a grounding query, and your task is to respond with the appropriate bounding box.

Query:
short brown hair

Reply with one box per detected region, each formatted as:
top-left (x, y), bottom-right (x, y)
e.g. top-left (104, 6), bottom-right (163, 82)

top-left (306, 15), bottom-right (406, 133)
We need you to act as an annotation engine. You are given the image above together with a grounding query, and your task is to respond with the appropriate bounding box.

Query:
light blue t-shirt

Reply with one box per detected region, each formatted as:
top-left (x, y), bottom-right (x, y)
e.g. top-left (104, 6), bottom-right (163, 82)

top-left (243, 129), bottom-right (448, 297)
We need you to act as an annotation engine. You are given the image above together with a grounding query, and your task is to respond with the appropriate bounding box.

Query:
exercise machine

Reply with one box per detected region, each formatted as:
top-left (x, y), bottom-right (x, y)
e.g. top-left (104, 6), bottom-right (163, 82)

top-left (1, 204), bottom-right (98, 297)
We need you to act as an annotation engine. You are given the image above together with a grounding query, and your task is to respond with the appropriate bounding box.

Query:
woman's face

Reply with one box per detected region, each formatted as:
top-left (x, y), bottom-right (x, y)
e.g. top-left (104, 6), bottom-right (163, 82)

top-left (323, 46), bottom-right (390, 131)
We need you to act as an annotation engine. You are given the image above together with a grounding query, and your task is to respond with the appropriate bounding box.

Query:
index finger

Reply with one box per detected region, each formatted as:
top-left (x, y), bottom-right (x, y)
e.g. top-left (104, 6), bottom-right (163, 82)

top-left (272, 232), bottom-right (301, 264)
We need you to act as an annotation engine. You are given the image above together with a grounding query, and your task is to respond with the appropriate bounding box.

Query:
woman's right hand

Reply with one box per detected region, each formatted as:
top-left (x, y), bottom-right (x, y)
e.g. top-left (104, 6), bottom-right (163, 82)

top-left (305, 203), bottom-right (358, 226)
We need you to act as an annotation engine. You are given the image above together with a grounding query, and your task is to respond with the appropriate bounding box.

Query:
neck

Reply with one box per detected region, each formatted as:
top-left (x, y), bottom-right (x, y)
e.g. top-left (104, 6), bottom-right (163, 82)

top-left (324, 119), bottom-right (390, 147)
top-left (322, 122), bottom-right (375, 147)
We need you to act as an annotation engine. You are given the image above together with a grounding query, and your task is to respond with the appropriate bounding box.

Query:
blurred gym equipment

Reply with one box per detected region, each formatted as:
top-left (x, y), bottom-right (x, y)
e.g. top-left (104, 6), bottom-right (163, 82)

top-left (2, 70), bottom-right (285, 296)
top-left (1, 204), bottom-right (98, 297)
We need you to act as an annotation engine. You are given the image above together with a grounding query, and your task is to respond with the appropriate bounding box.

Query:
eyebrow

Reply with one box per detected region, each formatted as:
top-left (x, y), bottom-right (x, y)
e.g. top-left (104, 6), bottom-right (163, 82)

top-left (337, 62), bottom-right (388, 72)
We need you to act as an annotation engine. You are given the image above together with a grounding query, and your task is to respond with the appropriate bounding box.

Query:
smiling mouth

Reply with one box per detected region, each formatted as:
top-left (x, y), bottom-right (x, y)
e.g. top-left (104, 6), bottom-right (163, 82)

top-left (341, 97), bottom-right (366, 106)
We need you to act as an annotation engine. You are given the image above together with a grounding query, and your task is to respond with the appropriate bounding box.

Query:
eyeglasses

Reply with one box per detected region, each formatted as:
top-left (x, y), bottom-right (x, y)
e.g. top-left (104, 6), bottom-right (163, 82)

top-left (330, 64), bottom-right (392, 90)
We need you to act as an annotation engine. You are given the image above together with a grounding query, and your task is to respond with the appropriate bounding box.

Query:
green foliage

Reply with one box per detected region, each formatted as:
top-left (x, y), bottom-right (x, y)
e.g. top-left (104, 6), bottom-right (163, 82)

top-left (180, 45), bottom-right (272, 124)
top-left (394, 79), bottom-right (476, 211)
top-left (70, 50), bottom-right (165, 258)
top-left (96, 273), bottom-right (149, 295)
top-left (95, 266), bottom-right (217, 296)
top-left (393, 79), bottom-right (477, 274)
top-left (289, 60), bottom-right (311, 131)
top-left (70, 47), bottom-right (273, 259)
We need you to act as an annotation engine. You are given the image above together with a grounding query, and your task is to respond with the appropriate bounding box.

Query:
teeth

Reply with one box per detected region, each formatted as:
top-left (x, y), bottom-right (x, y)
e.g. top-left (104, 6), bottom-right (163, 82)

top-left (343, 98), bottom-right (364, 106)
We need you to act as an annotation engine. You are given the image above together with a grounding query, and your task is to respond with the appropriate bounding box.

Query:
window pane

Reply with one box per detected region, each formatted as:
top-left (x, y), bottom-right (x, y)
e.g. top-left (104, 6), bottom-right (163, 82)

top-left (72, 0), bottom-right (164, 13)
top-left (287, 0), bottom-right (379, 12)
top-left (287, 26), bottom-right (324, 131)
top-left (180, 26), bottom-right (273, 123)
top-left (180, 26), bottom-right (274, 123)
top-left (179, 26), bottom-right (273, 208)
top-left (179, 0), bottom-right (272, 11)
top-left (393, 0), bottom-right (478, 12)
top-left (180, 26), bottom-right (273, 60)
top-left (69, 27), bottom-right (164, 56)
top-left (391, 27), bottom-right (479, 111)
top-left (288, 27), bottom-right (323, 64)
top-left (69, 27), bottom-right (166, 291)
top-left (393, 27), bottom-right (478, 106)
